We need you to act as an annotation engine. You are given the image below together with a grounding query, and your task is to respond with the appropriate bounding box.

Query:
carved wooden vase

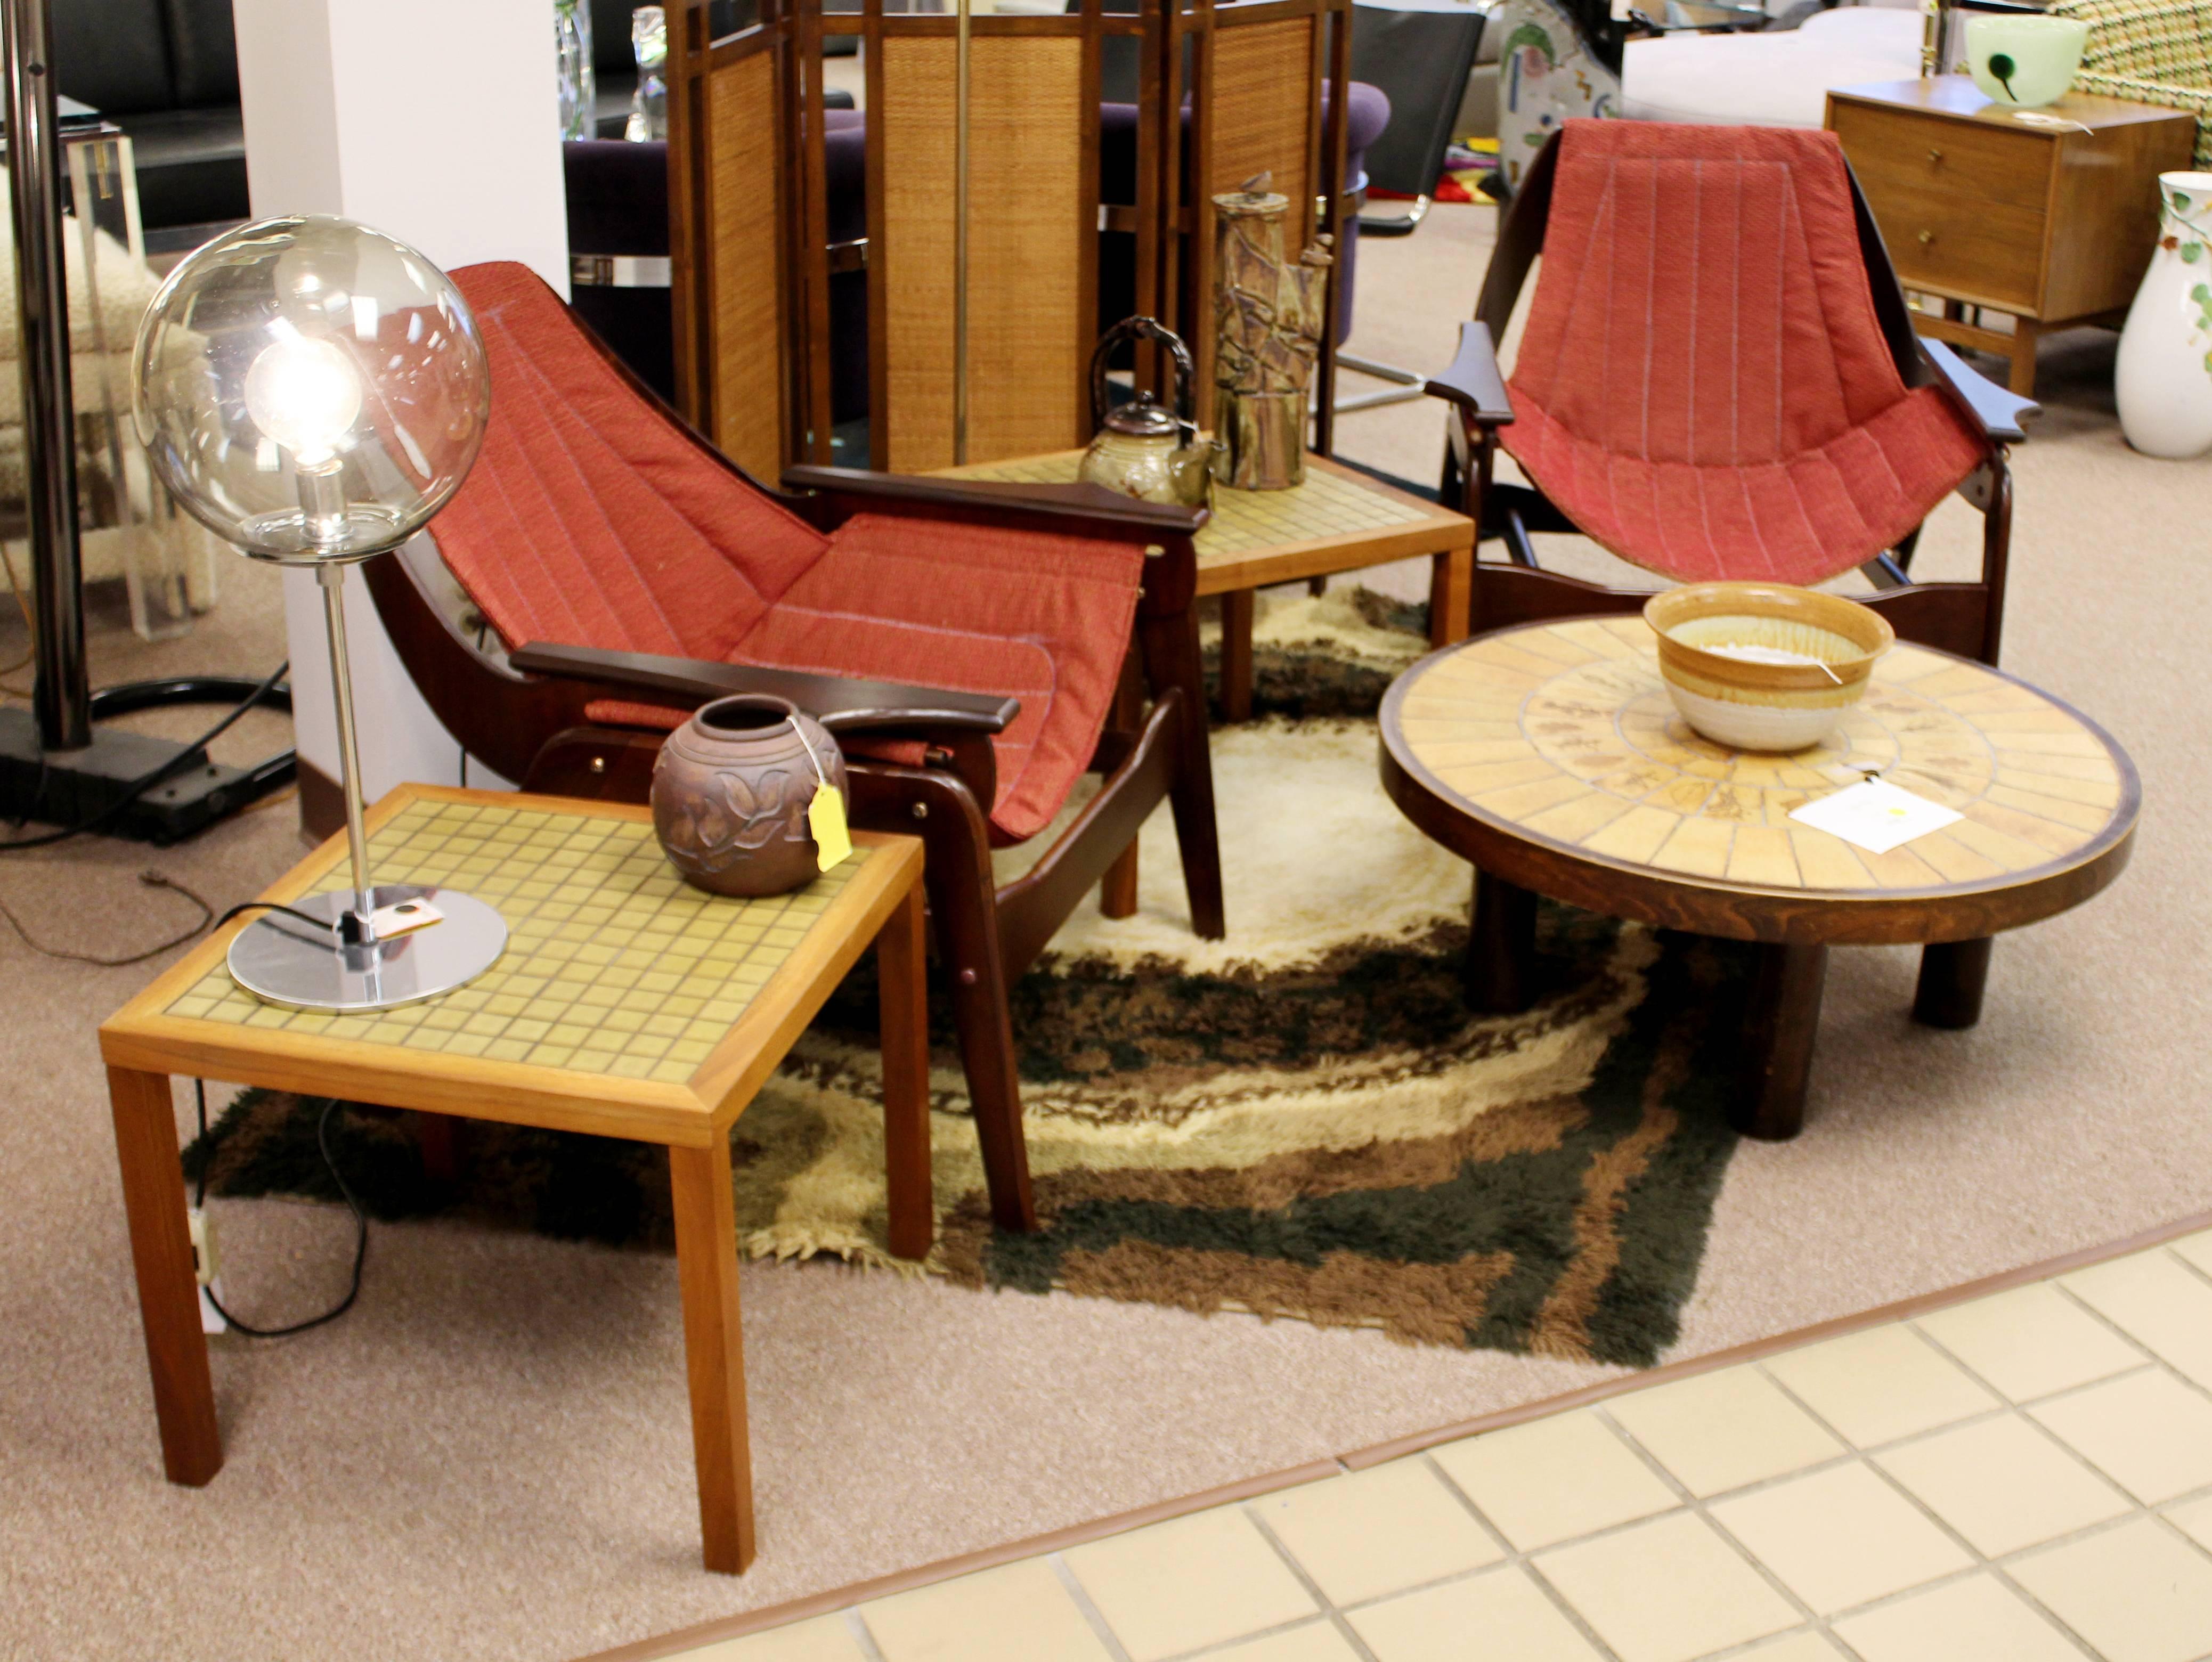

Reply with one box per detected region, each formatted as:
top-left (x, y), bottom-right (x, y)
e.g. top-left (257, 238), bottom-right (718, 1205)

top-left (650, 694), bottom-right (847, 897)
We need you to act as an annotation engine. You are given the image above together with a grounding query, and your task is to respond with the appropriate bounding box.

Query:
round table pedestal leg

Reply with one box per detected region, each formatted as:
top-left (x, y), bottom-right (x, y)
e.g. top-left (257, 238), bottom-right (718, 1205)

top-left (1736, 942), bottom-right (1828, 1140)
top-left (1914, 938), bottom-right (1993, 1030)
top-left (1467, 868), bottom-right (1538, 1015)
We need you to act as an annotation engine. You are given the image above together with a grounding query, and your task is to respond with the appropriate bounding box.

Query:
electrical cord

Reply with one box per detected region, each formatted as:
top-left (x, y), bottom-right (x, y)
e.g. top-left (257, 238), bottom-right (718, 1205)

top-left (0, 870), bottom-right (214, 965)
top-left (0, 875), bottom-right (331, 970)
top-left (0, 658), bottom-right (290, 852)
top-left (194, 1078), bottom-right (367, 1338)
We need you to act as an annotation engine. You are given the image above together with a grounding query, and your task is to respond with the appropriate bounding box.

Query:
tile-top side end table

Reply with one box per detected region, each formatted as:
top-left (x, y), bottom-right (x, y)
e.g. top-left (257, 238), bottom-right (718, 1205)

top-left (937, 450), bottom-right (1476, 720)
top-left (1379, 620), bottom-right (2139, 1139)
top-left (98, 785), bottom-right (931, 1575)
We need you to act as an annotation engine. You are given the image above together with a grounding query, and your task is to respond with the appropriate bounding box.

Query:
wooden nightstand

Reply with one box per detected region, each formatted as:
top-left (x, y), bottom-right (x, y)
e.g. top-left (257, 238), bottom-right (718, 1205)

top-left (1826, 76), bottom-right (2197, 395)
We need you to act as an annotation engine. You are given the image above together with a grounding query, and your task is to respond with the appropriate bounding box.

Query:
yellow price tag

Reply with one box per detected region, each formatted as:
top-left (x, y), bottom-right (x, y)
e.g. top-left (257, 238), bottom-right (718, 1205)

top-left (788, 713), bottom-right (852, 873)
top-left (808, 783), bottom-right (853, 873)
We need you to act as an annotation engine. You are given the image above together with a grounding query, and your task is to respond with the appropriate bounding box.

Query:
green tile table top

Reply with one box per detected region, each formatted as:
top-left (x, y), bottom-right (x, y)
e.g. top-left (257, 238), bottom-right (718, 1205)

top-left (159, 796), bottom-right (863, 1087)
top-left (939, 450), bottom-right (1441, 560)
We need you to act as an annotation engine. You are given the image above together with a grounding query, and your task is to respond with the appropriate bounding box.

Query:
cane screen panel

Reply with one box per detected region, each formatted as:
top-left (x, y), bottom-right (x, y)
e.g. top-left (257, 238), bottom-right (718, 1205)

top-left (940, 451), bottom-right (1434, 561)
top-left (879, 34), bottom-right (1086, 470)
top-left (1392, 619), bottom-right (2130, 893)
top-left (707, 50), bottom-right (787, 479)
top-left (161, 800), bottom-right (860, 1085)
top-left (1209, 18), bottom-right (1316, 239)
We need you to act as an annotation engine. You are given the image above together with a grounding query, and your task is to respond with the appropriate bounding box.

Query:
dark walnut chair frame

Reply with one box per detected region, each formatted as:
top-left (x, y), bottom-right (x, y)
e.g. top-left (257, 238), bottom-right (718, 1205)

top-left (1425, 130), bottom-right (2041, 666)
top-left (365, 465), bottom-right (1224, 1236)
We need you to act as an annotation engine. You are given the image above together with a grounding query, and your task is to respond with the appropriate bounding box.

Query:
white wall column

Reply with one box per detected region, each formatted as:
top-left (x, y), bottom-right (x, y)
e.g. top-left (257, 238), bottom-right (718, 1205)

top-left (232, 0), bottom-right (570, 806)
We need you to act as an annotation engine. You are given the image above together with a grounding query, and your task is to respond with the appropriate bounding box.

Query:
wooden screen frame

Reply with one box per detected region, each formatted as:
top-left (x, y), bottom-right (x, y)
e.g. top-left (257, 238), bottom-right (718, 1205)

top-left (666, 0), bottom-right (810, 475)
top-left (1167, 0), bottom-right (1351, 447)
top-left (666, 0), bottom-right (1350, 476)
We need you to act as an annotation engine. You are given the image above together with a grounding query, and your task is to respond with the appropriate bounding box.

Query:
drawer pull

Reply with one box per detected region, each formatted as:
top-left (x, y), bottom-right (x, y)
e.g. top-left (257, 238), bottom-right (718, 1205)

top-left (1928, 148), bottom-right (1943, 165)
top-left (1918, 230), bottom-right (1935, 246)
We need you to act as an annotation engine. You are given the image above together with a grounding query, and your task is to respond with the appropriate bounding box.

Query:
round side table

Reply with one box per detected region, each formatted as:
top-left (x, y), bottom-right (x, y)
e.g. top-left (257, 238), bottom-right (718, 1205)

top-left (1378, 617), bottom-right (2139, 1138)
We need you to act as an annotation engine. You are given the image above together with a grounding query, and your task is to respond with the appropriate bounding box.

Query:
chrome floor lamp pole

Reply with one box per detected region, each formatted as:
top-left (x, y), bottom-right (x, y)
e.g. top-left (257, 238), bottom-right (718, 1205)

top-left (0, 0), bottom-right (297, 839)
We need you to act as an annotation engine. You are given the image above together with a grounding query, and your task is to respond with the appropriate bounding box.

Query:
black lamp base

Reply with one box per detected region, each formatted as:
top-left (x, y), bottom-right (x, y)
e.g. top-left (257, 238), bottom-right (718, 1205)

top-left (0, 677), bottom-right (296, 845)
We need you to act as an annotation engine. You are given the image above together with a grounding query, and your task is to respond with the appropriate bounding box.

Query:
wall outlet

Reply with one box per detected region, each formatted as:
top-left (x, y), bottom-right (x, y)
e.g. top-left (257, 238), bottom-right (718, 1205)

top-left (186, 1206), bottom-right (218, 1288)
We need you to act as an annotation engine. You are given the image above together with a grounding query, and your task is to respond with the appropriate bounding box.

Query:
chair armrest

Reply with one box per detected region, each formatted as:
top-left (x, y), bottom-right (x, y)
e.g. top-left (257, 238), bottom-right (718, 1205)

top-left (1921, 339), bottom-right (2037, 443)
top-left (1426, 321), bottom-right (1515, 426)
top-left (782, 464), bottom-right (1207, 542)
top-left (508, 642), bottom-right (1018, 736)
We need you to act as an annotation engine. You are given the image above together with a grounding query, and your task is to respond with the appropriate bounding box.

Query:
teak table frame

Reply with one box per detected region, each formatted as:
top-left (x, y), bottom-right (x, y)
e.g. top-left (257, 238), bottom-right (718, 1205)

top-left (98, 786), bottom-right (932, 1576)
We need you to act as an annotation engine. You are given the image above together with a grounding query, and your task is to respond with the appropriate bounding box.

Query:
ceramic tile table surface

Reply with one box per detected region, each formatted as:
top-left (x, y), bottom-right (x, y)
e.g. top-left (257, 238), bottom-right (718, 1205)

top-left (635, 1227), bottom-right (2212, 1662)
top-left (1378, 618), bottom-right (2138, 1140)
top-left (936, 450), bottom-right (1476, 720)
top-left (97, 785), bottom-right (932, 1576)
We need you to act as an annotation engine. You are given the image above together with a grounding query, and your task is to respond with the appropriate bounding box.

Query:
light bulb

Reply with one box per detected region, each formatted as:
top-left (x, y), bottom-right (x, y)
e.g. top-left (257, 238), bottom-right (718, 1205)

top-left (243, 333), bottom-right (364, 466)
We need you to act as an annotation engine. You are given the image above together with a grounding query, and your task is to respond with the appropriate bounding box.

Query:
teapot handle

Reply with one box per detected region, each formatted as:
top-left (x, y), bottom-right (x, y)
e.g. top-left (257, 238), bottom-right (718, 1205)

top-left (1089, 315), bottom-right (1198, 433)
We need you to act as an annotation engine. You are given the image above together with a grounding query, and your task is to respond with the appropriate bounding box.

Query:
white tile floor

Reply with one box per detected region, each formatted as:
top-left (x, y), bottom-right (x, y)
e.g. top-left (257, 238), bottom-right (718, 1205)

top-left (667, 1231), bottom-right (2212, 1662)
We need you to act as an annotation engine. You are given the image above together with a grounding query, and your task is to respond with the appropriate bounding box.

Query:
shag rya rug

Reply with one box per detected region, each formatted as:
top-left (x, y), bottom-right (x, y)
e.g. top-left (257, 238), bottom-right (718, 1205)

top-left (186, 590), bottom-right (1746, 1367)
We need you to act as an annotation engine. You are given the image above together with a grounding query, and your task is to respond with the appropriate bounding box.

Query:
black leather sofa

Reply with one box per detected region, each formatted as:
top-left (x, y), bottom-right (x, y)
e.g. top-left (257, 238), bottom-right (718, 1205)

top-left (52, 0), bottom-right (246, 239)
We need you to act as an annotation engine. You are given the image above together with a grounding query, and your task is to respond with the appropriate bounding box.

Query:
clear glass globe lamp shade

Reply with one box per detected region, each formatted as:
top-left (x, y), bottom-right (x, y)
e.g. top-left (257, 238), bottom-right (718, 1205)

top-left (131, 215), bottom-right (491, 565)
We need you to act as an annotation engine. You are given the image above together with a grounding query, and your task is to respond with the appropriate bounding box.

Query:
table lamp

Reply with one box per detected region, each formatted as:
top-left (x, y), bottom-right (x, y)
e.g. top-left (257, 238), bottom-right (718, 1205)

top-left (131, 215), bottom-right (505, 1013)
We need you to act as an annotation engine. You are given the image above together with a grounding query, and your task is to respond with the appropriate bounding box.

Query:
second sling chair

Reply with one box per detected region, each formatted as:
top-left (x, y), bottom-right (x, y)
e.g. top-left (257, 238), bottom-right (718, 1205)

top-left (365, 262), bottom-right (1225, 1233)
top-left (1425, 120), bottom-right (2040, 665)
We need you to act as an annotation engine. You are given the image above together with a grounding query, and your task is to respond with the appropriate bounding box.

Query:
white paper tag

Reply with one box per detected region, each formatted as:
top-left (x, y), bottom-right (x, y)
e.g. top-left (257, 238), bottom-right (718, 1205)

top-left (369, 897), bottom-right (444, 938)
top-left (1788, 778), bottom-right (1963, 856)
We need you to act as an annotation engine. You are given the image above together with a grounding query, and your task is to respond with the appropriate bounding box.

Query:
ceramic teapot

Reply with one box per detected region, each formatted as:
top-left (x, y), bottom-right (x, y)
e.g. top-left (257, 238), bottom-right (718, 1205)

top-left (1078, 316), bottom-right (1216, 509)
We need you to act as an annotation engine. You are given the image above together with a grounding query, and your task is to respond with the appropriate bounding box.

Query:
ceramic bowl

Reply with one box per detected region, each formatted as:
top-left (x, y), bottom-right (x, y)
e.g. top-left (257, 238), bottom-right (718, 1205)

top-left (1965, 14), bottom-right (2090, 109)
top-left (1644, 583), bottom-right (1894, 753)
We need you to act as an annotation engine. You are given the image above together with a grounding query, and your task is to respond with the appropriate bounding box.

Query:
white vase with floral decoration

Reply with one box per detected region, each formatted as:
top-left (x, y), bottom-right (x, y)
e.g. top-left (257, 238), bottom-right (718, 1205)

top-left (2117, 171), bottom-right (2212, 460)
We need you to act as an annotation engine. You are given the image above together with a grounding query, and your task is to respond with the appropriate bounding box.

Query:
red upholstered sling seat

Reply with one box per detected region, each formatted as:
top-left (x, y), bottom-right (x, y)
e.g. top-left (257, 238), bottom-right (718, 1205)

top-left (1500, 123), bottom-right (1986, 587)
top-left (432, 262), bottom-right (1144, 843)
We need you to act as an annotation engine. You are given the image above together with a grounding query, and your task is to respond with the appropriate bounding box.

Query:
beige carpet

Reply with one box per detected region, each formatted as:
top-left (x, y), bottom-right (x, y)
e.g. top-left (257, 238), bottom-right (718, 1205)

top-left (1, 202), bottom-right (2206, 1662)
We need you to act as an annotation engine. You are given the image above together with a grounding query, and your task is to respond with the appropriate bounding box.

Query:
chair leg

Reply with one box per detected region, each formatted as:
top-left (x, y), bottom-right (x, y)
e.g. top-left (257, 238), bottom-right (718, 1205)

top-left (930, 848), bottom-right (1037, 1235)
top-left (1101, 662), bottom-right (1144, 919)
top-left (1139, 612), bottom-right (1226, 941)
top-left (1977, 461), bottom-right (2013, 667)
top-left (850, 766), bottom-right (1037, 1234)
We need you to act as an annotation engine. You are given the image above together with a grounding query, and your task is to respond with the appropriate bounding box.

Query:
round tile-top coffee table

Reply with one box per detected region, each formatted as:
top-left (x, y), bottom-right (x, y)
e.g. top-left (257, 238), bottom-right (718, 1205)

top-left (1378, 616), bottom-right (2138, 1138)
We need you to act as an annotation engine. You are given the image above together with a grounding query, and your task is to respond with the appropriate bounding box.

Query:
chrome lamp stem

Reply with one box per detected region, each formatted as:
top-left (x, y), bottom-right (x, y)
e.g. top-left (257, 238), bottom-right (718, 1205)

top-left (314, 562), bottom-right (377, 942)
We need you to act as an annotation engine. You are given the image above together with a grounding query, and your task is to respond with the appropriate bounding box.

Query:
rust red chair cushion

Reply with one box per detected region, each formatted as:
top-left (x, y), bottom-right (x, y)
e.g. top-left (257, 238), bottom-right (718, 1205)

top-left (1501, 122), bottom-right (1986, 586)
top-left (740, 514), bottom-right (1143, 843)
top-left (437, 262), bottom-right (831, 664)
top-left (432, 262), bottom-right (1141, 845)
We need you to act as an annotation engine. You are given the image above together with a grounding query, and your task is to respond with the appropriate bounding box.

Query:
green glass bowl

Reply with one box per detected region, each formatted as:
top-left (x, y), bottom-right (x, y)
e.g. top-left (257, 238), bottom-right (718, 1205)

top-left (1965, 14), bottom-right (2091, 109)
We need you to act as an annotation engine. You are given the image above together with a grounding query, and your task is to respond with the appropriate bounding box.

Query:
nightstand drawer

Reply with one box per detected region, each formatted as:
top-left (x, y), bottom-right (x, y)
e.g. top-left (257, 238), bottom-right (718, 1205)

top-left (1832, 103), bottom-right (2053, 215)
top-left (1871, 185), bottom-right (2046, 311)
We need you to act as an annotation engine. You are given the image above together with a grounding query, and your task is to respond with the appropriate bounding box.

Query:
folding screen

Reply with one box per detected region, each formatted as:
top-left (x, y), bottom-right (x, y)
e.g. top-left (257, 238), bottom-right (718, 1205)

top-left (665, 0), bottom-right (1350, 476)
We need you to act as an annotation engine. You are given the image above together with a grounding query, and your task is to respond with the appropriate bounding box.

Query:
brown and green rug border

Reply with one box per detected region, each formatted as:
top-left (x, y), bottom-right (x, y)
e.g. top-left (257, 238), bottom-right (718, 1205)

top-left (576, 1205), bottom-right (2212, 1662)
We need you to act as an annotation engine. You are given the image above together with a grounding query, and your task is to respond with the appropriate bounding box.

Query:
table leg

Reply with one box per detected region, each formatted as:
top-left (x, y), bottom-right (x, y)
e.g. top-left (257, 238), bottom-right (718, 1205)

top-left (1736, 943), bottom-right (1827, 1140)
top-left (412, 1112), bottom-right (460, 1185)
top-left (1467, 868), bottom-right (1538, 1015)
top-left (1100, 662), bottom-right (1145, 918)
top-left (2007, 317), bottom-right (2040, 398)
top-left (877, 881), bottom-right (934, 1262)
top-left (108, 1065), bottom-right (222, 1486)
top-left (1914, 938), bottom-right (1993, 1030)
top-left (1221, 589), bottom-right (1256, 723)
top-left (1429, 546), bottom-right (1474, 646)
top-left (669, 1137), bottom-right (754, 1574)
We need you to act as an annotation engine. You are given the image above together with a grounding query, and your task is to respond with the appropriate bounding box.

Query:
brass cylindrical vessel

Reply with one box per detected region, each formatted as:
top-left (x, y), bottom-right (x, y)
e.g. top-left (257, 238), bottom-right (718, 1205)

top-left (1210, 182), bottom-right (1331, 491)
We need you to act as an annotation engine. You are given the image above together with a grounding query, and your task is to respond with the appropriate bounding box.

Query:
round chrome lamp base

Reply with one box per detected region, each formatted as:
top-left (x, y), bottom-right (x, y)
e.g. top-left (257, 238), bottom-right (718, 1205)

top-left (227, 885), bottom-right (508, 1014)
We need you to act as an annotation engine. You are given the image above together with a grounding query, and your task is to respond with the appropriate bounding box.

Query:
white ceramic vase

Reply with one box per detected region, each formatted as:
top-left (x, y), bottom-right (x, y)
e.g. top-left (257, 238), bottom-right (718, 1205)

top-left (2116, 170), bottom-right (2212, 460)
